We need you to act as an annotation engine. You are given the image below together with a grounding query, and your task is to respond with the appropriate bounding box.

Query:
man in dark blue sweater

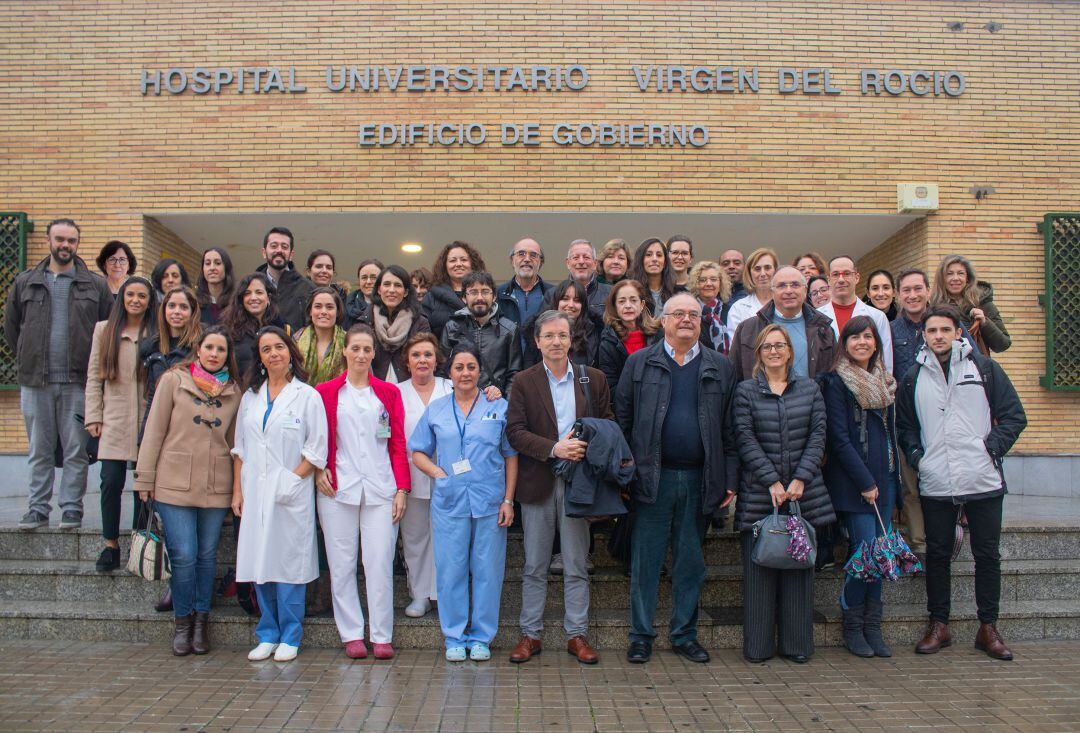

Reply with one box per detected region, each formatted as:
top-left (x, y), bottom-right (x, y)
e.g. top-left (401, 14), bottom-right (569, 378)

top-left (615, 292), bottom-right (740, 665)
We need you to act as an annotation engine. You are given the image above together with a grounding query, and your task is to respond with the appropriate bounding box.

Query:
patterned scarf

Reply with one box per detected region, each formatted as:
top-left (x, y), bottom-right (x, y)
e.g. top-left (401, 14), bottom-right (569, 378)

top-left (189, 361), bottom-right (229, 398)
top-left (835, 357), bottom-right (896, 410)
top-left (371, 307), bottom-right (414, 350)
top-left (296, 325), bottom-right (346, 386)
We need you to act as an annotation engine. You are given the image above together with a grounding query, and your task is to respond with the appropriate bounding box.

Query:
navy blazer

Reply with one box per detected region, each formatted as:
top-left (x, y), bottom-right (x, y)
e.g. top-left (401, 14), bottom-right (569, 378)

top-left (820, 371), bottom-right (901, 515)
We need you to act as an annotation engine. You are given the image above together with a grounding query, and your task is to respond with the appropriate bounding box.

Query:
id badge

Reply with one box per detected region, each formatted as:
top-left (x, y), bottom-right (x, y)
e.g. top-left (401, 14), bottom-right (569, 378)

top-left (376, 409), bottom-right (391, 439)
top-left (452, 458), bottom-right (472, 475)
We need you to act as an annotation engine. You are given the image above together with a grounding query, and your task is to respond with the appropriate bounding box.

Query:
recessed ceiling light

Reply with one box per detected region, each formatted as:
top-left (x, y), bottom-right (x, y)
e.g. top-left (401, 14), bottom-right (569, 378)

top-left (401, 243), bottom-right (423, 254)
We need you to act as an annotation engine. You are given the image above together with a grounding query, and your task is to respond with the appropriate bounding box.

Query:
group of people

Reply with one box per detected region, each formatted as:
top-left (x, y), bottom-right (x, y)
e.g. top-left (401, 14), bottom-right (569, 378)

top-left (4, 218), bottom-right (1026, 666)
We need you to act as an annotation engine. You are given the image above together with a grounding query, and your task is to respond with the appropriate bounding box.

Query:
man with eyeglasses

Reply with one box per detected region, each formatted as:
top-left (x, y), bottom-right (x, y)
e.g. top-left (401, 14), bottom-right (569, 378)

top-left (440, 271), bottom-right (523, 393)
top-left (667, 236), bottom-right (694, 288)
top-left (817, 255), bottom-right (893, 373)
top-left (729, 267), bottom-right (836, 382)
top-left (615, 292), bottom-right (739, 665)
top-left (550, 239), bottom-right (611, 319)
top-left (5, 218), bottom-right (113, 531)
top-left (496, 238), bottom-right (551, 344)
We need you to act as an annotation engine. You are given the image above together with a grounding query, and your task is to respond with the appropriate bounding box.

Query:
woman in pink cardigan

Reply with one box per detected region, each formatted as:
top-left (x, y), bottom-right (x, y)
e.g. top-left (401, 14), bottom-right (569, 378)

top-left (314, 323), bottom-right (411, 660)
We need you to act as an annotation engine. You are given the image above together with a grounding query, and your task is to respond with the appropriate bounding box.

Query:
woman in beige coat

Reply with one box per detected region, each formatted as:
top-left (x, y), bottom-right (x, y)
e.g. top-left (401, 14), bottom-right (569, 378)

top-left (134, 325), bottom-right (242, 656)
top-left (84, 277), bottom-right (156, 572)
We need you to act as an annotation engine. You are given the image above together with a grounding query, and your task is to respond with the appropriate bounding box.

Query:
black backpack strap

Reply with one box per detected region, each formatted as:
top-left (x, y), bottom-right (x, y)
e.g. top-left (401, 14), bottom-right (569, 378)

top-left (578, 362), bottom-right (596, 418)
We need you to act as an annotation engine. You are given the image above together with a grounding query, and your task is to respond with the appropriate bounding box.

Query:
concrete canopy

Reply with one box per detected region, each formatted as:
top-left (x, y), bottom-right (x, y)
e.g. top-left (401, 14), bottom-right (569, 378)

top-left (153, 211), bottom-right (921, 281)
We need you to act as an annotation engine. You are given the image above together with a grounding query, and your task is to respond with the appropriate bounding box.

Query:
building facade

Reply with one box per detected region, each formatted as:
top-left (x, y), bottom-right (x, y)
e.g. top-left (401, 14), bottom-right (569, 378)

top-left (1, 1), bottom-right (1078, 487)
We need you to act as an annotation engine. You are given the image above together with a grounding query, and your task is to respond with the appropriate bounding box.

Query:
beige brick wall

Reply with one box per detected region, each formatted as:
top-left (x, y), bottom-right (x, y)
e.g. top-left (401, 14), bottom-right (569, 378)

top-left (0, 1), bottom-right (1077, 454)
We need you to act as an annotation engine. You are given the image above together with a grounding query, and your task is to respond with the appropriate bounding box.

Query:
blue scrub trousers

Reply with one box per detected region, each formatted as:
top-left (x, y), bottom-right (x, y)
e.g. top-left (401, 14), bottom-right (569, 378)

top-left (431, 510), bottom-right (506, 649)
top-left (255, 582), bottom-right (306, 646)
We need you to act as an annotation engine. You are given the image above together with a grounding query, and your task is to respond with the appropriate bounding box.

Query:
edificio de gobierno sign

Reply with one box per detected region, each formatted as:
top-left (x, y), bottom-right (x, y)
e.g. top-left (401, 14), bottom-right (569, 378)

top-left (140, 64), bottom-right (968, 148)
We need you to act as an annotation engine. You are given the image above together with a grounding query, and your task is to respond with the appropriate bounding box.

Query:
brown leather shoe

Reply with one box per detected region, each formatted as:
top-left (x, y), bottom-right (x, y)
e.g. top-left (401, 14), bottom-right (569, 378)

top-left (172, 614), bottom-right (194, 656)
top-left (567, 636), bottom-right (599, 665)
top-left (508, 636), bottom-right (541, 663)
top-left (915, 620), bottom-right (952, 654)
top-left (975, 623), bottom-right (1013, 661)
top-left (191, 611), bottom-right (211, 655)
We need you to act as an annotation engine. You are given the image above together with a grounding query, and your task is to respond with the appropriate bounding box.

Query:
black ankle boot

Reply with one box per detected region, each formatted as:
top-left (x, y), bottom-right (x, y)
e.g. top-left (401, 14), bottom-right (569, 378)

top-left (841, 604), bottom-right (873, 657)
top-left (863, 599), bottom-right (893, 657)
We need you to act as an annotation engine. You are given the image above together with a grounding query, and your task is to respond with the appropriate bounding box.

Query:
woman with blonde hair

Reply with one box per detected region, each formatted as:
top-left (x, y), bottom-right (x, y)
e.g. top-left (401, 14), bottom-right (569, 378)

top-left (597, 238), bottom-right (631, 285)
top-left (931, 254), bottom-right (1010, 353)
top-left (733, 324), bottom-right (832, 664)
top-left (726, 248), bottom-right (779, 335)
top-left (688, 261), bottom-right (732, 353)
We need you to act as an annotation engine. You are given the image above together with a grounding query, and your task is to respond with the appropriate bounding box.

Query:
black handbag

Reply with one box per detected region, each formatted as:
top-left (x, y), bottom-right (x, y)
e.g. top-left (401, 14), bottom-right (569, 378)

top-left (750, 501), bottom-right (817, 570)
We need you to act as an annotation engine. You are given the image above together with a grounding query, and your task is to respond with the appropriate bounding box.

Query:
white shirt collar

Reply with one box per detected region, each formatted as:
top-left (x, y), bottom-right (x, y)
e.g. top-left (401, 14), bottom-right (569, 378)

top-left (663, 339), bottom-right (700, 363)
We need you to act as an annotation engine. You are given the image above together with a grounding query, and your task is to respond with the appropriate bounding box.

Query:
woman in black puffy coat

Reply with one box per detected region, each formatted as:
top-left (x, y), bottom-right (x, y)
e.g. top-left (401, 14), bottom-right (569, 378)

top-left (733, 324), bottom-right (833, 665)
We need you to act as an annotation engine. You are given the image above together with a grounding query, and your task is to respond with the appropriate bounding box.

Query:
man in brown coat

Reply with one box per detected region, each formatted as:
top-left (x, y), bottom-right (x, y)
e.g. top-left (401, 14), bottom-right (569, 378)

top-left (729, 266), bottom-right (836, 382)
top-left (505, 310), bottom-right (613, 664)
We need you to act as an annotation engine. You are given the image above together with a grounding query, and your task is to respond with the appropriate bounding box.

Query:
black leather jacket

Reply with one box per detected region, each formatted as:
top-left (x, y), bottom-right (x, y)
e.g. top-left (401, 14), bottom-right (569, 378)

top-left (439, 303), bottom-right (523, 393)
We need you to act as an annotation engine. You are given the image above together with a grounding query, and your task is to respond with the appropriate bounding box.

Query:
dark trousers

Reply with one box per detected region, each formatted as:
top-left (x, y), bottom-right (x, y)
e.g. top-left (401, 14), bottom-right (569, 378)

top-left (741, 531), bottom-right (815, 660)
top-left (99, 459), bottom-right (147, 541)
top-left (923, 493), bottom-right (1003, 624)
top-left (629, 468), bottom-right (706, 645)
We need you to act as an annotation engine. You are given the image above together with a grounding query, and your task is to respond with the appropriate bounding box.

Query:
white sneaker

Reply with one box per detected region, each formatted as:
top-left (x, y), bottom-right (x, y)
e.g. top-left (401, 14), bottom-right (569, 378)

top-left (274, 643), bottom-right (299, 662)
top-left (248, 642), bottom-right (278, 661)
top-left (405, 598), bottom-right (432, 618)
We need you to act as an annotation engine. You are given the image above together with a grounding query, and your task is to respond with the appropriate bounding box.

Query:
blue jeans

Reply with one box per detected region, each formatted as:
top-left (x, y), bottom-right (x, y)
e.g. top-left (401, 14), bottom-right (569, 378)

top-left (839, 481), bottom-right (896, 609)
top-left (629, 468), bottom-right (707, 645)
top-left (155, 502), bottom-right (228, 617)
top-left (255, 582), bottom-right (306, 646)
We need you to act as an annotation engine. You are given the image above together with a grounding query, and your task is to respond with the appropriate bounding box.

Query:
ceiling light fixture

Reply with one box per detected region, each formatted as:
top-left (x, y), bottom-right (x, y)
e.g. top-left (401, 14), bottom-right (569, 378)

top-left (401, 243), bottom-right (423, 254)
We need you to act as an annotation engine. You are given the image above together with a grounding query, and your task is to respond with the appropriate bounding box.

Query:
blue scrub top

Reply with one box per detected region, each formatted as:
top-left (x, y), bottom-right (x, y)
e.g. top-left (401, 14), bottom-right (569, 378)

top-left (407, 391), bottom-right (516, 519)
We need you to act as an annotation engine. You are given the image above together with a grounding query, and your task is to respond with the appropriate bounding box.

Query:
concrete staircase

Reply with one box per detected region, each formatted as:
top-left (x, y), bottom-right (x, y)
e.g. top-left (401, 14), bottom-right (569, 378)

top-left (1, 523), bottom-right (1079, 651)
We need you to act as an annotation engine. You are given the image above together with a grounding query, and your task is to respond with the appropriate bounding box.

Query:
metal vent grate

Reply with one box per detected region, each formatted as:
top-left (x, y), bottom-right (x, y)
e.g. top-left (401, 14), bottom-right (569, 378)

top-left (1041, 213), bottom-right (1080, 390)
top-left (0, 213), bottom-right (29, 388)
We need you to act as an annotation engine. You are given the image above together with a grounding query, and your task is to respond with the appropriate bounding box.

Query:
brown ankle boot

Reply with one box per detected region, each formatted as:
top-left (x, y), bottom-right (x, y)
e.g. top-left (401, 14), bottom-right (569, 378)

top-left (191, 611), bottom-right (211, 655)
top-left (915, 620), bottom-right (951, 654)
top-left (975, 623), bottom-right (1013, 661)
top-left (172, 614), bottom-right (194, 656)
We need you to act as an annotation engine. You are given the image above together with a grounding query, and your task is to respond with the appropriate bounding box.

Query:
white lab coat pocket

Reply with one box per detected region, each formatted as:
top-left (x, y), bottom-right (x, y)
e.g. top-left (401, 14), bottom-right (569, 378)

top-left (276, 467), bottom-right (310, 506)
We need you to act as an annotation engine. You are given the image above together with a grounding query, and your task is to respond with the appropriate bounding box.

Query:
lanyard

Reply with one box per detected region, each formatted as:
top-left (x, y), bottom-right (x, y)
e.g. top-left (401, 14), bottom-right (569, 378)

top-left (451, 392), bottom-right (481, 453)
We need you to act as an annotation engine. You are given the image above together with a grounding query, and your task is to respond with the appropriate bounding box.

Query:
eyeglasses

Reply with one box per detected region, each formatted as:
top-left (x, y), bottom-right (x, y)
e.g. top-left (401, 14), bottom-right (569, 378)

top-left (773, 281), bottom-right (804, 291)
top-left (760, 342), bottom-right (789, 352)
top-left (465, 288), bottom-right (493, 298)
top-left (513, 250), bottom-right (541, 260)
top-left (669, 250), bottom-right (691, 258)
top-left (107, 257), bottom-right (129, 266)
top-left (665, 310), bottom-right (702, 321)
top-left (830, 271), bottom-right (856, 279)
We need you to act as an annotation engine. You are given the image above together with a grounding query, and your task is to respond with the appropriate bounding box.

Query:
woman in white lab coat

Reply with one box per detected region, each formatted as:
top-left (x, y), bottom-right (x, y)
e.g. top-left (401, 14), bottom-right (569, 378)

top-left (398, 332), bottom-right (453, 618)
top-left (314, 323), bottom-right (411, 661)
top-left (231, 326), bottom-right (328, 663)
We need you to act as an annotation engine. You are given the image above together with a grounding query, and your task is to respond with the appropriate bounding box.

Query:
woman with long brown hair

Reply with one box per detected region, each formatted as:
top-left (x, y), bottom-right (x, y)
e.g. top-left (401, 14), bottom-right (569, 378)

top-left (598, 279), bottom-right (661, 394)
top-left (85, 276), bottom-right (157, 571)
top-left (223, 272), bottom-right (286, 376)
top-left (293, 286), bottom-right (347, 386)
top-left (931, 254), bottom-right (1011, 353)
top-left (628, 237), bottom-right (678, 314)
top-left (366, 265), bottom-right (432, 382)
top-left (195, 247), bottom-right (236, 324)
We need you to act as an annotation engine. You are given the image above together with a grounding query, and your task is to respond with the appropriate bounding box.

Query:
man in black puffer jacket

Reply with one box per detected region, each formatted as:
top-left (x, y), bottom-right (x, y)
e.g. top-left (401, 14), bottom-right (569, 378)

top-left (614, 293), bottom-right (739, 666)
top-left (439, 272), bottom-right (523, 394)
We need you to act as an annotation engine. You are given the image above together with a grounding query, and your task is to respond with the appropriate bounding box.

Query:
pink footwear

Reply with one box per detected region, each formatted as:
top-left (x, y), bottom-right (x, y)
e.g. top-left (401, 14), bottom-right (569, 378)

top-left (344, 640), bottom-right (368, 659)
top-left (373, 643), bottom-right (395, 660)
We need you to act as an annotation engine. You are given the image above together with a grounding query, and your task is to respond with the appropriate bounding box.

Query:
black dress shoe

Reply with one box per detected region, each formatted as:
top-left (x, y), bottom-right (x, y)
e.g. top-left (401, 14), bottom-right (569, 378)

top-left (744, 654), bottom-right (771, 663)
top-left (627, 641), bottom-right (652, 664)
top-left (672, 641), bottom-right (710, 663)
top-left (784, 654), bottom-right (810, 664)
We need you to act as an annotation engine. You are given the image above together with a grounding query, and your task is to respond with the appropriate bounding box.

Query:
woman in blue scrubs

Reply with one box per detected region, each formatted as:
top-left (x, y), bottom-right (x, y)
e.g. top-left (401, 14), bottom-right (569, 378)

top-left (408, 345), bottom-right (518, 662)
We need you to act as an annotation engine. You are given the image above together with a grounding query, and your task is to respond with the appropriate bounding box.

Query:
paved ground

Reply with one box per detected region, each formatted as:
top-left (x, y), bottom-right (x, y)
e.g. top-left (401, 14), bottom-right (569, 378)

top-left (1, 640), bottom-right (1079, 732)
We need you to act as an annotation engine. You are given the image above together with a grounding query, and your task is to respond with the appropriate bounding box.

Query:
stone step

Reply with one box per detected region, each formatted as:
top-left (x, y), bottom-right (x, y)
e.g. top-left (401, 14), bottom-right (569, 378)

top-left (3, 557), bottom-right (1079, 612)
top-left (4, 523), bottom-right (1080, 564)
top-left (1, 598), bottom-right (1077, 651)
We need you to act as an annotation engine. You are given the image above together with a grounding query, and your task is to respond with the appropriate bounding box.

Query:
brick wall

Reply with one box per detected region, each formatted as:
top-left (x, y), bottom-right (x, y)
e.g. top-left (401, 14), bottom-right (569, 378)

top-left (0, 1), bottom-right (1077, 453)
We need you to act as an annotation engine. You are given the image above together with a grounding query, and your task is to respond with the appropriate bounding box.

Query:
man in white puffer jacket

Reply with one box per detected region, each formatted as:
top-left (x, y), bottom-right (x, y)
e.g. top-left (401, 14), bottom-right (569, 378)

top-left (896, 304), bottom-right (1027, 662)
